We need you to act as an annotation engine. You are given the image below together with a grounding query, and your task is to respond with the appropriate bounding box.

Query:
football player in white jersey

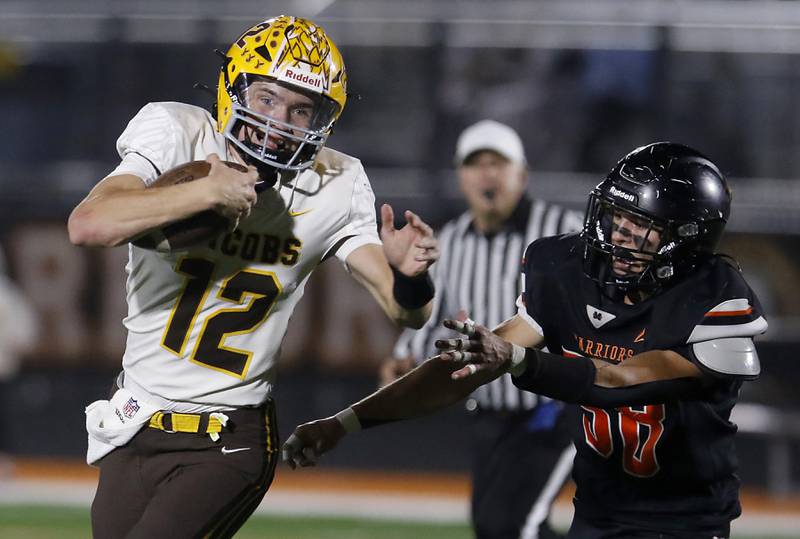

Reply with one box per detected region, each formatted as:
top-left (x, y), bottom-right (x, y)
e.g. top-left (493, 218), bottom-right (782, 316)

top-left (68, 15), bottom-right (439, 539)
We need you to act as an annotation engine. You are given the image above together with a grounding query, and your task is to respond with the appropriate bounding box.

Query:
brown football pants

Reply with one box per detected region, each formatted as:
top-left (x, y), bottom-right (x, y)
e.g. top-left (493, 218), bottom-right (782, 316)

top-left (91, 400), bottom-right (278, 539)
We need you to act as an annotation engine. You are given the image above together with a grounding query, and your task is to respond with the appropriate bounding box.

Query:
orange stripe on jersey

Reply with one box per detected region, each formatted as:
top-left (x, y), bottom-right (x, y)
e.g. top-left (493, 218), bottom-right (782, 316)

top-left (705, 307), bottom-right (753, 317)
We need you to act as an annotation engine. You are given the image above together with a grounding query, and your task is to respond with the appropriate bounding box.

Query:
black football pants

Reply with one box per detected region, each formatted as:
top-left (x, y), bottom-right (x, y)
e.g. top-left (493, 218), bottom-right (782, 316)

top-left (470, 403), bottom-right (576, 539)
top-left (91, 401), bottom-right (278, 539)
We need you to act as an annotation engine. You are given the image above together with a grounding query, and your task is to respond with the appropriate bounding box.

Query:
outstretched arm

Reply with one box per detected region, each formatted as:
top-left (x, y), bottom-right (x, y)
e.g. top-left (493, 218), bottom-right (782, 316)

top-left (436, 318), bottom-right (708, 408)
top-left (281, 314), bottom-right (541, 468)
top-left (282, 354), bottom-right (497, 469)
top-left (346, 204), bottom-right (439, 329)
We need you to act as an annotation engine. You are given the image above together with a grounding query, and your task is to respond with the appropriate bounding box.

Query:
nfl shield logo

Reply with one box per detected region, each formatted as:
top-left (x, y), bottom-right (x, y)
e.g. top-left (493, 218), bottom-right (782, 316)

top-left (122, 397), bottom-right (140, 420)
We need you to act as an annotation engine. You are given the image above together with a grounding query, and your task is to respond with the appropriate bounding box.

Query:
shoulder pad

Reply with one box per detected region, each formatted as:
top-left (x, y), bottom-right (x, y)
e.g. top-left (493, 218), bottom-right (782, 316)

top-left (687, 297), bottom-right (768, 343)
top-left (692, 338), bottom-right (760, 379)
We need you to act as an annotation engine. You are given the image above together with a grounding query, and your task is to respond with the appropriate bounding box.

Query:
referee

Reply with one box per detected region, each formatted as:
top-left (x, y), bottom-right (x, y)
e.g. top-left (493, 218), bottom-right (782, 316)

top-left (382, 120), bottom-right (581, 539)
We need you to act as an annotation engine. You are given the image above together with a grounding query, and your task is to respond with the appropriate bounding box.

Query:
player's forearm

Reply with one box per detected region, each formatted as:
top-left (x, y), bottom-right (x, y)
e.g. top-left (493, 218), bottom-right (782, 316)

top-left (353, 259), bottom-right (435, 329)
top-left (511, 348), bottom-right (705, 407)
top-left (351, 355), bottom-right (485, 426)
top-left (68, 179), bottom-right (217, 247)
top-left (390, 300), bottom-right (432, 329)
top-left (388, 267), bottom-right (434, 329)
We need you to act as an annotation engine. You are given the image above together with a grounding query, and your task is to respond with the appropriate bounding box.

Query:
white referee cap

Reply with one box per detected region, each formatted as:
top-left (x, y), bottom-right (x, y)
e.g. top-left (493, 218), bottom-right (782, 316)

top-left (454, 119), bottom-right (527, 167)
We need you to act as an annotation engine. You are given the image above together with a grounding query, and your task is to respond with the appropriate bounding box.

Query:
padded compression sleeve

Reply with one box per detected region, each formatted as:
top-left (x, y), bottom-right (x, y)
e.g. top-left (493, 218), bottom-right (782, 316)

top-left (512, 348), bottom-right (596, 402)
top-left (580, 377), bottom-right (704, 407)
top-left (512, 348), bottom-right (705, 408)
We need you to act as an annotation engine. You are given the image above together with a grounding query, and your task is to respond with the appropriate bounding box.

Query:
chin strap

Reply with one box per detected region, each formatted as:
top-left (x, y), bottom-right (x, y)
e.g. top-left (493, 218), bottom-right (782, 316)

top-left (254, 166), bottom-right (279, 191)
top-left (282, 177), bottom-right (300, 213)
top-left (232, 139), bottom-right (306, 212)
top-left (238, 145), bottom-right (279, 190)
top-left (594, 255), bottom-right (663, 302)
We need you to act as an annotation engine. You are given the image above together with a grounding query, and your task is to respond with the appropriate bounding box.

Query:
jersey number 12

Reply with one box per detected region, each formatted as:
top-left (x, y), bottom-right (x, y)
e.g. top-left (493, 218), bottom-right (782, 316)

top-left (161, 257), bottom-right (281, 378)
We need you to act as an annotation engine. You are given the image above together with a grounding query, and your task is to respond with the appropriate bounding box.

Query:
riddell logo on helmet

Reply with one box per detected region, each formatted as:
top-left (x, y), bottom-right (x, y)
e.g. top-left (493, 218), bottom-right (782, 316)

top-left (609, 186), bottom-right (637, 203)
top-left (282, 68), bottom-right (323, 90)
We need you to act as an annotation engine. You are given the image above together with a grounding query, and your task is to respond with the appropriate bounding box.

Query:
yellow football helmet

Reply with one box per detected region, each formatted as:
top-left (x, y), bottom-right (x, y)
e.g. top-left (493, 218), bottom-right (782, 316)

top-left (217, 15), bottom-right (347, 174)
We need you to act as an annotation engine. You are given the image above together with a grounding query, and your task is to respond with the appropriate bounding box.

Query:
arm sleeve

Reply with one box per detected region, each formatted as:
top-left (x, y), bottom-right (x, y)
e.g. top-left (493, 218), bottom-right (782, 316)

top-left (577, 377), bottom-right (706, 408)
top-left (512, 348), bottom-right (707, 407)
top-left (685, 259), bottom-right (768, 344)
top-left (103, 103), bottom-right (182, 185)
top-left (332, 164), bottom-right (382, 263)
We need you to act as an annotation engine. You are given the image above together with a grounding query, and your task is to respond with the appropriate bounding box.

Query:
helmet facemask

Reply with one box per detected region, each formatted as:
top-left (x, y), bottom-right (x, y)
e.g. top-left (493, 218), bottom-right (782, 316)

top-left (582, 193), bottom-right (672, 295)
top-left (216, 16), bottom-right (349, 185)
top-left (224, 74), bottom-right (341, 176)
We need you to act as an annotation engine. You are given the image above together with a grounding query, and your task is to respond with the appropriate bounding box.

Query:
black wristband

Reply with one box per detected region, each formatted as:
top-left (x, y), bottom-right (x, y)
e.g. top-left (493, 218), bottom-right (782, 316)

top-left (391, 266), bottom-right (435, 310)
top-left (512, 348), bottom-right (596, 403)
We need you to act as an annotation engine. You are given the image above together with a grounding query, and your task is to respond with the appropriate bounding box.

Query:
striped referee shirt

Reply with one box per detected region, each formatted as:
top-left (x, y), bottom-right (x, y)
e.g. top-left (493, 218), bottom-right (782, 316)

top-left (393, 196), bottom-right (583, 413)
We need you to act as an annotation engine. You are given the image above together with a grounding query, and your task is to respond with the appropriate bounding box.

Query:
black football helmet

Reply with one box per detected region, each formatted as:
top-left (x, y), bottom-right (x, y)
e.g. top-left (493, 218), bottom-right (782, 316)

top-left (582, 142), bottom-right (731, 294)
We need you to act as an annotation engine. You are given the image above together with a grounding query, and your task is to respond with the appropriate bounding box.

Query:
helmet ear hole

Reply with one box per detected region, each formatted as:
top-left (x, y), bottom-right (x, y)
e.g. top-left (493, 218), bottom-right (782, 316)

top-left (656, 265), bottom-right (674, 279)
top-left (677, 223), bottom-right (699, 238)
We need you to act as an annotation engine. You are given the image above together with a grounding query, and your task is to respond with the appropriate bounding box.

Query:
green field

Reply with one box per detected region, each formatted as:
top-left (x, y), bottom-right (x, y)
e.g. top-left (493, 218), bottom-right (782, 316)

top-left (0, 506), bottom-right (789, 539)
top-left (0, 506), bottom-right (470, 539)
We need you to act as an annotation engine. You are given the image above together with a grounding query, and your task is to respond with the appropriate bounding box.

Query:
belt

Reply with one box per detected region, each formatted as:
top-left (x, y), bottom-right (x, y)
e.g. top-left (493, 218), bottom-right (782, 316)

top-left (148, 411), bottom-right (226, 435)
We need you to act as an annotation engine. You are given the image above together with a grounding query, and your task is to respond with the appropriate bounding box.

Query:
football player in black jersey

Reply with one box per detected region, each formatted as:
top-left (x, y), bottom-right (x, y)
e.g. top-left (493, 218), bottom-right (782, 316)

top-left (282, 142), bottom-right (767, 539)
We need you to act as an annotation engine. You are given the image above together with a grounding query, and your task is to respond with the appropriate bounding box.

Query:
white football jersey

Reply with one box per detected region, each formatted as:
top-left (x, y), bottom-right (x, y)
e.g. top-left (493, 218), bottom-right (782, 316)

top-left (106, 102), bottom-right (381, 412)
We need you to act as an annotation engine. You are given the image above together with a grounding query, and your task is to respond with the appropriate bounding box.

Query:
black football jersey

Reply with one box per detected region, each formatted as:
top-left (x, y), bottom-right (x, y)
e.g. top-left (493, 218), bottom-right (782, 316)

top-left (517, 234), bottom-right (767, 536)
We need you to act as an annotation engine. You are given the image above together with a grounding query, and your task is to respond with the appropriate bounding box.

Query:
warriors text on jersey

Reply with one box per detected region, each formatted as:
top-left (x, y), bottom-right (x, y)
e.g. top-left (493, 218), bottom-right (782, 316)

top-left (515, 234), bottom-right (767, 536)
top-left (106, 102), bottom-right (380, 412)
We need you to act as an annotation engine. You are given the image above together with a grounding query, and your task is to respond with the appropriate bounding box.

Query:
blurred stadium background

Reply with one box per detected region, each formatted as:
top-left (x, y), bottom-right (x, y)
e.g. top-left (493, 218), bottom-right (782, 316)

top-left (2, 0), bottom-right (800, 537)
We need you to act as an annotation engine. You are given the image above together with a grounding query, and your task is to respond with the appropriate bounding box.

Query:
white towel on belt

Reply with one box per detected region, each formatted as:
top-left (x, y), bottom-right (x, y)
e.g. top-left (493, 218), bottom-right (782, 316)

top-left (85, 388), bottom-right (160, 466)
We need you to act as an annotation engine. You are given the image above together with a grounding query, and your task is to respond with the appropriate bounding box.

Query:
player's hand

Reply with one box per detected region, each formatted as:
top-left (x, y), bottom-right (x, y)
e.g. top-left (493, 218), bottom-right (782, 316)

top-left (205, 153), bottom-right (259, 226)
top-left (380, 204), bottom-right (439, 277)
top-left (435, 319), bottom-right (514, 380)
top-left (281, 416), bottom-right (346, 469)
top-left (378, 356), bottom-right (416, 388)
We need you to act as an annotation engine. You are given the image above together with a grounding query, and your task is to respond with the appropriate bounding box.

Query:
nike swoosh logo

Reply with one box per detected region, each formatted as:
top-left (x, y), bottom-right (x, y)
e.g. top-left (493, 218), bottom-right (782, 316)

top-left (221, 446), bottom-right (251, 455)
top-left (288, 208), bottom-right (313, 217)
